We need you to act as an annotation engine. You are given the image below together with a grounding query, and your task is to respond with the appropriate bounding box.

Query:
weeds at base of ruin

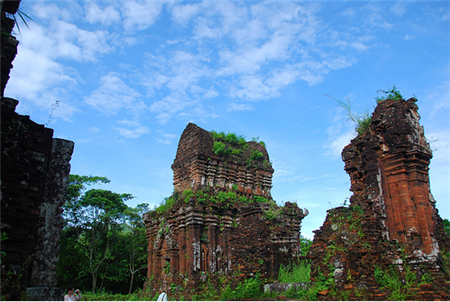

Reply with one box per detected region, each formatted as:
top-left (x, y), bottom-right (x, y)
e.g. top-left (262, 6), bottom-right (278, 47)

top-left (278, 259), bottom-right (311, 283)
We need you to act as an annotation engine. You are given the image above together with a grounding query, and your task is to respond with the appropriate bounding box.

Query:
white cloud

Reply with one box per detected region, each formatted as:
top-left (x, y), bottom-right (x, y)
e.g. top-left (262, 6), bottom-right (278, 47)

top-left (5, 46), bottom-right (78, 122)
top-left (193, 17), bottom-right (221, 39)
top-left (323, 106), bottom-right (355, 160)
top-left (121, 0), bottom-right (165, 31)
top-left (227, 103), bottom-right (254, 112)
top-left (156, 131), bottom-right (177, 144)
top-left (115, 119), bottom-right (149, 138)
top-left (171, 3), bottom-right (201, 25)
top-left (231, 75), bottom-right (277, 100)
top-left (324, 131), bottom-right (354, 160)
top-left (138, 1), bottom-right (371, 122)
top-left (89, 127), bottom-right (100, 134)
top-left (6, 47), bottom-right (73, 100)
top-left (86, 2), bottom-right (121, 26)
top-left (85, 72), bottom-right (146, 115)
top-left (390, 2), bottom-right (407, 17)
top-left (150, 96), bottom-right (197, 124)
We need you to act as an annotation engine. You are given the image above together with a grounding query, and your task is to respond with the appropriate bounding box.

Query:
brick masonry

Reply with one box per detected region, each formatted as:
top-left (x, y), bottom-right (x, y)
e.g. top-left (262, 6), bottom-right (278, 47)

top-left (172, 123), bottom-right (274, 199)
top-left (308, 98), bottom-right (450, 300)
top-left (144, 123), bottom-right (308, 296)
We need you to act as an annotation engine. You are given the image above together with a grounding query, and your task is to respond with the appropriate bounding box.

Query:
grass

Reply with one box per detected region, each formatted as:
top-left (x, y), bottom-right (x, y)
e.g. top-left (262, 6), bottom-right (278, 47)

top-left (329, 86), bottom-right (405, 136)
top-left (278, 259), bottom-right (311, 283)
top-left (81, 290), bottom-right (146, 301)
top-left (335, 97), bottom-right (372, 136)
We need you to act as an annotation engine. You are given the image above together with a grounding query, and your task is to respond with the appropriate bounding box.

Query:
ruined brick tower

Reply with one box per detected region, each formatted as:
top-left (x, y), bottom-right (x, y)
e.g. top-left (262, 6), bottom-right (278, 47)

top-left (308, 98), bottom-right (450, 300)
top-left (172, 123), bottom-right (274, 198)
top-left (1, 1), bottom-right (75, 300)
top-left (144, 123), bottom-right (307, 296)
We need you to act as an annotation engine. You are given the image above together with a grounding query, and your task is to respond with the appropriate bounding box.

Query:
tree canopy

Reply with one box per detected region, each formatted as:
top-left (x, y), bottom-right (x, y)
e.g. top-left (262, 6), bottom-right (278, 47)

top-left (57, 175), bottom-right (148, 294)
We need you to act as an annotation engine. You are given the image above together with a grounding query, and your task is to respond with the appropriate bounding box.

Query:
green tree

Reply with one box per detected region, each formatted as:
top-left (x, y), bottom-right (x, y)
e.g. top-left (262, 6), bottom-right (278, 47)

top-left (443, 218), bottom-right (450, 236)
top-left (59, 175), bottom-right (150, 294)
top-left (123, 204), bottom-right (149, 294)
top-left (58, 175), bottom-right (111, 290)
top-left (300, 235), bottom-right (313, 256)
top-left (63, 175), bottom-right (110, 227)
top-left (77, 189), bottom-right (133, 293)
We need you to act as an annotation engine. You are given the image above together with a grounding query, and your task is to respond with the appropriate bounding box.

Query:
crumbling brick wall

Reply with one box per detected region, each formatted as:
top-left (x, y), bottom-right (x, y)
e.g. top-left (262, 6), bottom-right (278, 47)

top-left (308, 98), bottom-right (450, 300)
top-left (1, 2), bottom-right (75, 300)
top-left (144, 123), bottom-right (307, 296)
top-left (172, 123), bottom-right (274, 199)
top-left (1, 98), bottom-right (74, 300)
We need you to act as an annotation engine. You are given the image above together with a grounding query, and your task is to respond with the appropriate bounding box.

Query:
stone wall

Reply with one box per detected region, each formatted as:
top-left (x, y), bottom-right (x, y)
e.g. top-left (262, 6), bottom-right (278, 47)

top-left (144, 123), bottom-right (307, 297)
top-left (1, 97), bottom-right (74, 300)
top-left (308, 98), bottom-right (450, 300)
top-left (1, 2), bottom-right (75, 300)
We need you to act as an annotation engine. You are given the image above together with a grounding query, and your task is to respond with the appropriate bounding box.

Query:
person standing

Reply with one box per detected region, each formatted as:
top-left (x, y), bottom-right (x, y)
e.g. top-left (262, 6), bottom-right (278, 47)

top-left (64, 286), bottom-right (82, 301)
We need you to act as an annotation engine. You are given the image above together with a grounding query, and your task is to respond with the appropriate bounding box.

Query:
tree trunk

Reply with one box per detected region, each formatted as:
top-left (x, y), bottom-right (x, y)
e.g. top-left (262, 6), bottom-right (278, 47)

top-left (92, 271), bottom-right (97, 294)
top-left (128, 272), bottom-right (134, 294)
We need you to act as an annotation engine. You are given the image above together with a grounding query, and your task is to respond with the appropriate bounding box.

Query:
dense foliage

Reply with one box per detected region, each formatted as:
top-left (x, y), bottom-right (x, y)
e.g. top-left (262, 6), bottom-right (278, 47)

top-left (57, 175), bottom-right (149, 295)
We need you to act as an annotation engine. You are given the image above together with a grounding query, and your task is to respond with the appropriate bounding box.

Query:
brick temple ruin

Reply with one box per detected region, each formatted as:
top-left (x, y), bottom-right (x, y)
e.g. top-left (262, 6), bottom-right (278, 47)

top-left (1, 1), bottom-right (74, 300)
top-left (308, 98), bottom-right (450, 300)
top-left (144, 123), bottom-right (308, 294)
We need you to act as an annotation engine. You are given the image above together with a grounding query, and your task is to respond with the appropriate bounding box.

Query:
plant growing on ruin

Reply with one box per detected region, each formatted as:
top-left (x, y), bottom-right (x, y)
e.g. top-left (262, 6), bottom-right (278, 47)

top-left (212, 141), bottom-right (233, 157)
top-left (278, 259), bottom-right (311, 283)
top-left (182, 189), bottom-right (193, 203)
top-left (375, 85), bottom-right (403, 103)
top-left (335, 97), bottom-right (372, 136)
top-left (211, 130), bottom-right (266, 159)
top-left (3, 8), bottom-right (33, 35)
top-left (155, 196), bottom-right (176, 214)
top-left (250, 150), bottom-right (264, 161)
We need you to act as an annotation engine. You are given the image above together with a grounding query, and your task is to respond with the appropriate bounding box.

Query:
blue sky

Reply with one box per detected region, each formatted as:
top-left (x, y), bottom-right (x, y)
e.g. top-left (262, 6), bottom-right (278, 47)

top-left (6, 0), bottom-right (449, 239)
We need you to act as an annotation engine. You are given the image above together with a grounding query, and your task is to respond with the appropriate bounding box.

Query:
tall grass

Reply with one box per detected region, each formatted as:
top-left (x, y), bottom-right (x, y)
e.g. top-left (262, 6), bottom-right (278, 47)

top-left (278, 259), bottom-right (311, 283)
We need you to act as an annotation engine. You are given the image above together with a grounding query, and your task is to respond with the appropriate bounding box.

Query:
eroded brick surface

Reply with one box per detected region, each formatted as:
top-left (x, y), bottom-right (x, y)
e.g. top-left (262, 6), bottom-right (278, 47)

top-left (144, 123), bottom-right (307, 296)
top-left (172, 123), bottom-right (274, 199)
top-left (308, 98), bottom-right (450, 300)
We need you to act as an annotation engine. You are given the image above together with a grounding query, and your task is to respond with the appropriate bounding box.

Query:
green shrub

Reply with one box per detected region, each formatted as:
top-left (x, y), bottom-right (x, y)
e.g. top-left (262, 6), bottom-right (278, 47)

top-left (182, 189), bottom-right (193, 203)
top-left (250, 150), bottom-right (264, 161)
top-left (252, 196), bottom-right (269, 203)
top-left (224, 132), bottom-right (239, 145)
top-left (155, 196), bottom-right (176, 214)
top-left (212, 141), bottom-right (232, 157)
top-left (374, 265), bottom-right (408, 300)
top-left (221, 273), bottom-right (263, 300)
